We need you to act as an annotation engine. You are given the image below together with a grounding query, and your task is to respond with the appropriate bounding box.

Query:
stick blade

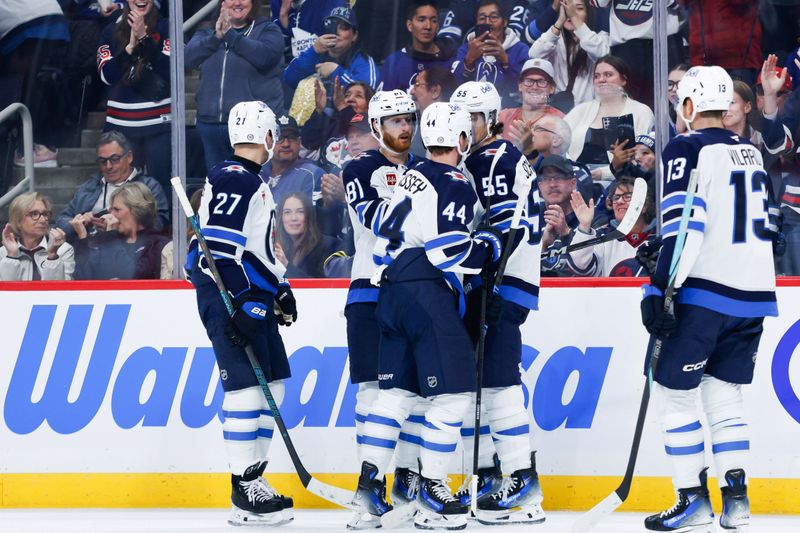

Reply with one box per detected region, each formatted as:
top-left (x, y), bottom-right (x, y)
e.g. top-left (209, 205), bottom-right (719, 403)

top-left (615, 177), bottom-right (648, 236)
top-left (570, 491), bottom-right (624, 533)
top-left (305, 477), bottom-right (356, 510)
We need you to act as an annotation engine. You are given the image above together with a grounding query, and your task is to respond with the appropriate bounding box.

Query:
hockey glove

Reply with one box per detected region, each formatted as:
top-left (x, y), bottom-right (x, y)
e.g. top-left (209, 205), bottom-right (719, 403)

top-left (226, 294), bottom-right (270, 347)
top-left (274, 285), bottom-right (298, 326)
top-left (473, 224), bottom-right (504, 267)
top-left (635, 235), bottom-right (662, 277)
top-left (640, 284), bottom-right (677, 338)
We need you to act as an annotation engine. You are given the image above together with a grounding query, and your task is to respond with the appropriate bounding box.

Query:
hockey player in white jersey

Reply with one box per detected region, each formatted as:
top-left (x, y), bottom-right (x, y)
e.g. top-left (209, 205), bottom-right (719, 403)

top-left (191, 101), bottom-right (297, 526)
top-left (352, 102), bottom-right (505, 530)
top-left (640, 66), bottom-right (778, 532)
top-left (450, 80), bottom-right (545, 525)
top-left (341, 90), bottom-right (424, 528)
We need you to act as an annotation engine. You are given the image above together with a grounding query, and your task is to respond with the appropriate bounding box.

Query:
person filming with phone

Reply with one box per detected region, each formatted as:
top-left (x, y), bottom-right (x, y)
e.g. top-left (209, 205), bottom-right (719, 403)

top-left (453, 0), bottom-right (529, 101)
top-left (55, 131), bottom-right (169, 242)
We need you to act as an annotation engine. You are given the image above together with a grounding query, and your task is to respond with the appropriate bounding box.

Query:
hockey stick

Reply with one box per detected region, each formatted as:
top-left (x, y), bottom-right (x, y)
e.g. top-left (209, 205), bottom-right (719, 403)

top-left (470, 141), bottom-right (506, 512)
top-left (541, 177), bottom-right (648, 260)
top-left (171, 178), bottom-right (359, 514)
top-left (570, 169), bottom-right (699, 533)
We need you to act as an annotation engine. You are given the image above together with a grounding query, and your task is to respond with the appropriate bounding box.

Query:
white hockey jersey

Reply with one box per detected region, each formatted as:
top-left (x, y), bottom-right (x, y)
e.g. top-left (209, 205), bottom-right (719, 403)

top-left (342, 149), bottom-right (416, 305)
top-left (656, 128), bottom-right (777, 317)
top-left (567, 227), bottom-right (651, 277)
top-left (198, 156), bottom-right (286, 297)
top-left (373, 159), bottom-right (492, 279)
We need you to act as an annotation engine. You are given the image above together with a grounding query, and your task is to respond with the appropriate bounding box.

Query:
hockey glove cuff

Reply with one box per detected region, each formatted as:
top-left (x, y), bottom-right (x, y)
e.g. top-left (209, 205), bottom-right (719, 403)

top-left (473, 225), bottom-right (503, 265)
top-left (226, 294), bottom-right (270, 347)
top-left (640, 284), bottom-right (677, 338)
top-left (274, 285), bottom-right (298, 326)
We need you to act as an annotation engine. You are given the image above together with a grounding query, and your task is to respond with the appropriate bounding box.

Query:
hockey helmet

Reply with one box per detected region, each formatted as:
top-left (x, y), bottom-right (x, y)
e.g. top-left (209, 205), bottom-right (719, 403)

top-left (228, 101), bottom-right (279, 163)
top-left (368, 90), bottom-right (418, 154)
top-left (450, 81), bottom-right (502, 143)
top-left (676, 66), bottom-right (733, 128)
top-left (420, 102), bottom-right (472, 158)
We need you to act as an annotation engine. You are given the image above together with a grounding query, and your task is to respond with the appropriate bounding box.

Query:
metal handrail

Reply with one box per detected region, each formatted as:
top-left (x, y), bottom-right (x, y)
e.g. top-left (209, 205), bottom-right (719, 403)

top-left (183, 0), bottom-right (217, 33)
top-left (0, 103), bottom-right (34, 209)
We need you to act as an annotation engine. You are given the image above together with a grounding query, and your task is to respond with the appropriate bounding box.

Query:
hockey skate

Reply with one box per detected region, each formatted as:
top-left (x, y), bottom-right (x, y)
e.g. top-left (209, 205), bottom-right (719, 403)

top-left (414, 477), bottom-right (469, 530)
top-left (228, 462), bottom-right (292, 526)
top-left (720, 469), bottom-right (750, 531)
top-left (390, 467), bottom-right (420, 520)
top-left (453, 454), bottom-right (502, 508)
top-left (644, 468), bottom-right (714, 532)
top-left (475, 453), bottom-right (545, 525)
top-left (347, 461), bottom-right (393, 530)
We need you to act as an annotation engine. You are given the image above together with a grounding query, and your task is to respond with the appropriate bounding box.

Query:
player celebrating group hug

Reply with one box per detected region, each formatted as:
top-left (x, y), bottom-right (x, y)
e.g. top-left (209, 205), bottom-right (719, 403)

top-left (183, 64), bottom-right (776, 533)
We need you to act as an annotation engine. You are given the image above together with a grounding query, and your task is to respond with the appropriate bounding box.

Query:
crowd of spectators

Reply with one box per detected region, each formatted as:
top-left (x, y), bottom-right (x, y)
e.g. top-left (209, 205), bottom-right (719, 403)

top-left (2, 0), bottom-right (800, 280)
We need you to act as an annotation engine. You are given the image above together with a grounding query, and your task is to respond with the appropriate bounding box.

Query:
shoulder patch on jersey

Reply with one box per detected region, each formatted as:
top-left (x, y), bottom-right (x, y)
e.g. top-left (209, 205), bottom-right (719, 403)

top-left (482, 148), bottom-right (500, 157)
top-left (223, 164), bottom-right (248, 174)
top-left (445, 170), bottom-right (469, 184)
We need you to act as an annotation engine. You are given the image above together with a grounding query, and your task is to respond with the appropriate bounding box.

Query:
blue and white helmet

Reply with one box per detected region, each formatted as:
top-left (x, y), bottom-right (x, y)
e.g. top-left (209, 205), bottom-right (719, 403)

top-left (368, 90), bottom-right (417, 154)
top-left (420, 102), bottom-right (472, 158)
top-left (450, 81), bottom-right (502, 143)
top-left (676, 66), bottom-right (733, 129)
top-left (228, 101), bottom-right (279, 162)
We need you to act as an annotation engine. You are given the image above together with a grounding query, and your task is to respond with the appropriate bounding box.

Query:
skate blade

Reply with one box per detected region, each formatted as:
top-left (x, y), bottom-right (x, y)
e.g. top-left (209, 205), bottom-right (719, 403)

top-left (346, 509), bottom-right (383, 530)
top-left (475, 504), bottom-right (546, 526)
top-left (413, 511), bottom-right (468, 530)
top-left (227, 506), bottom-right (290, 527)
top-left (381, 502), bottom-right (417, 528)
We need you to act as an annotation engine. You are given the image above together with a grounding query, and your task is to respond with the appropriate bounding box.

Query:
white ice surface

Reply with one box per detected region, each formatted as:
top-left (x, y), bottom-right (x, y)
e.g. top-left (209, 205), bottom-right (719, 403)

top-left (0, 509), bottom-right (798, 533)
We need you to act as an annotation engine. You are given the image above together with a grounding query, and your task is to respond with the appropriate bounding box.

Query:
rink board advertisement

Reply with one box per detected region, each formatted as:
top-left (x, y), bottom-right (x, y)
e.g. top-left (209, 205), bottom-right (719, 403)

top-left (1, 279), bottom-right (799, 512)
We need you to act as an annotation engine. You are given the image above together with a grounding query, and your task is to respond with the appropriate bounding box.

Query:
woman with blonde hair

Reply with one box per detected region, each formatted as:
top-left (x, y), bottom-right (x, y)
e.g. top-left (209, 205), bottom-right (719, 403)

top-left (70, 182), bottom-right (170, 280)
top-left (1, 192), bottom-right (74, 280)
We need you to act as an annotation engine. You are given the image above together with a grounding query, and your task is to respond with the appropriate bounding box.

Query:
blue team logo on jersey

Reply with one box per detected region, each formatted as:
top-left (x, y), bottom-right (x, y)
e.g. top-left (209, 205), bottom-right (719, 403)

top-left (445, 171), bottom-right (469, 184)
top-left (772, 319), bottom-right (800, 425)
top-left (482, 148), bottom-right (500, 157)
top-left (225, 164), bottom-right (246, 173)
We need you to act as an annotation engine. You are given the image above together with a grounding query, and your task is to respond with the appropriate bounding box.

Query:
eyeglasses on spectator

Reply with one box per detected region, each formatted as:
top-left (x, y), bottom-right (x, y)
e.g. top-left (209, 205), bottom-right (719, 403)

top-left (96, 151), bottom-right (130, 166)
top-left (26, 210), bottom-right (52, 221)
top-left (522, 78), bottom-right (551, 89)
top-left (610, 192), bottom-right (633, 203)
top-left (477, 13), bottom-right (502, 23)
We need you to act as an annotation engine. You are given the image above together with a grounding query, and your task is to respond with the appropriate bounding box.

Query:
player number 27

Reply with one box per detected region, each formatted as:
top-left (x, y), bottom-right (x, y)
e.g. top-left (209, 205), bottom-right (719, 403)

top-left (212, 193), bottom-right (242, 215)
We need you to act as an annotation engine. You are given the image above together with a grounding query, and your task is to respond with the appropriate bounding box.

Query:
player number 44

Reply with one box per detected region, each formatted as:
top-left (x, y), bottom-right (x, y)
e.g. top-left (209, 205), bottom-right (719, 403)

top-left (442, 202), bottom-right (466, 224)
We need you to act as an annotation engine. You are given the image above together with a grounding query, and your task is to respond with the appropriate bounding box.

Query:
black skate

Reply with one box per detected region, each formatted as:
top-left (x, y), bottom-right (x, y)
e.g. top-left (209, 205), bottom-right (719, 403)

top-left (644, 468), bottom-right (714, 532)
top-left (476, 452), bottom-right (545, 525)
top-left (391, 467), bottom-right (421, 508)
top-left (415, 477), bottom-right (468, 530)
top-left (348, 461), bottom-right (392, 530)
top-left (229, 462), bottom-right (291, 526)
top-left (453, 454), bottom-right (502, 508)
top-left (720, 469), bottom-right (750, 531)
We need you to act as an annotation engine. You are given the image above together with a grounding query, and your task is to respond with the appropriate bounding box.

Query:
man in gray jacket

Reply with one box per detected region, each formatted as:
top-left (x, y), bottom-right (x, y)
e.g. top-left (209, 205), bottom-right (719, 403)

top-left (55, 131), bottom-right (170, 241)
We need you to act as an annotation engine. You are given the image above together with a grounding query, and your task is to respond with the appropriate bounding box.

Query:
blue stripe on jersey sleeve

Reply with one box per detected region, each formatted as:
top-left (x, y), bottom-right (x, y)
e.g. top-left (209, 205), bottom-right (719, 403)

top-left (662, 219), bottom-right (705, 237)
top-left (661, 194), bottom-right (707, 212)
top-left (346, 287), bottom-right (380, 305)
top-left (498, 285), bottom-right (539, 310)
top-left (425, 233), bottom-right (469, 251)
top-left (203, 227), bottom-right (247, 246)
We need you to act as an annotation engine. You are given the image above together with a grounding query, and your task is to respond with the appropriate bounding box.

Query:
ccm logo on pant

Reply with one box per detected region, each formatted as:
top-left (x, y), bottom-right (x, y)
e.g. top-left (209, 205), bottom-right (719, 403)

top-left (682, 360), bottom-right (708, 372)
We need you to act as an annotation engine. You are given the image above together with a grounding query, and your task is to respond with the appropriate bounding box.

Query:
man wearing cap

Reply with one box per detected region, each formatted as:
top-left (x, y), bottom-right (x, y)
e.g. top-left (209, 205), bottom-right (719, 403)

top-left (273, 0), bottom-right (348, 59)
top-left (379, 1), bottom-right (455, 92)
top-left (283, 5), bottom-right (379, 91)
top-left (499, 57), bottom-right (563, 154)
top-left (259, 115), bottom-right (325, 207)
top-left (537, 155), bottom-right (581, 251)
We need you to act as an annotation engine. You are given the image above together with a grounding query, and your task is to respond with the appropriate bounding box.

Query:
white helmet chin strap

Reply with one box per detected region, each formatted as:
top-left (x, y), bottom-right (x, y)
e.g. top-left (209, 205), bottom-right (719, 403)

top-left (263, 130), bottom-right (277, 164)
top-left (676, 98), bottom-right (697, 132)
